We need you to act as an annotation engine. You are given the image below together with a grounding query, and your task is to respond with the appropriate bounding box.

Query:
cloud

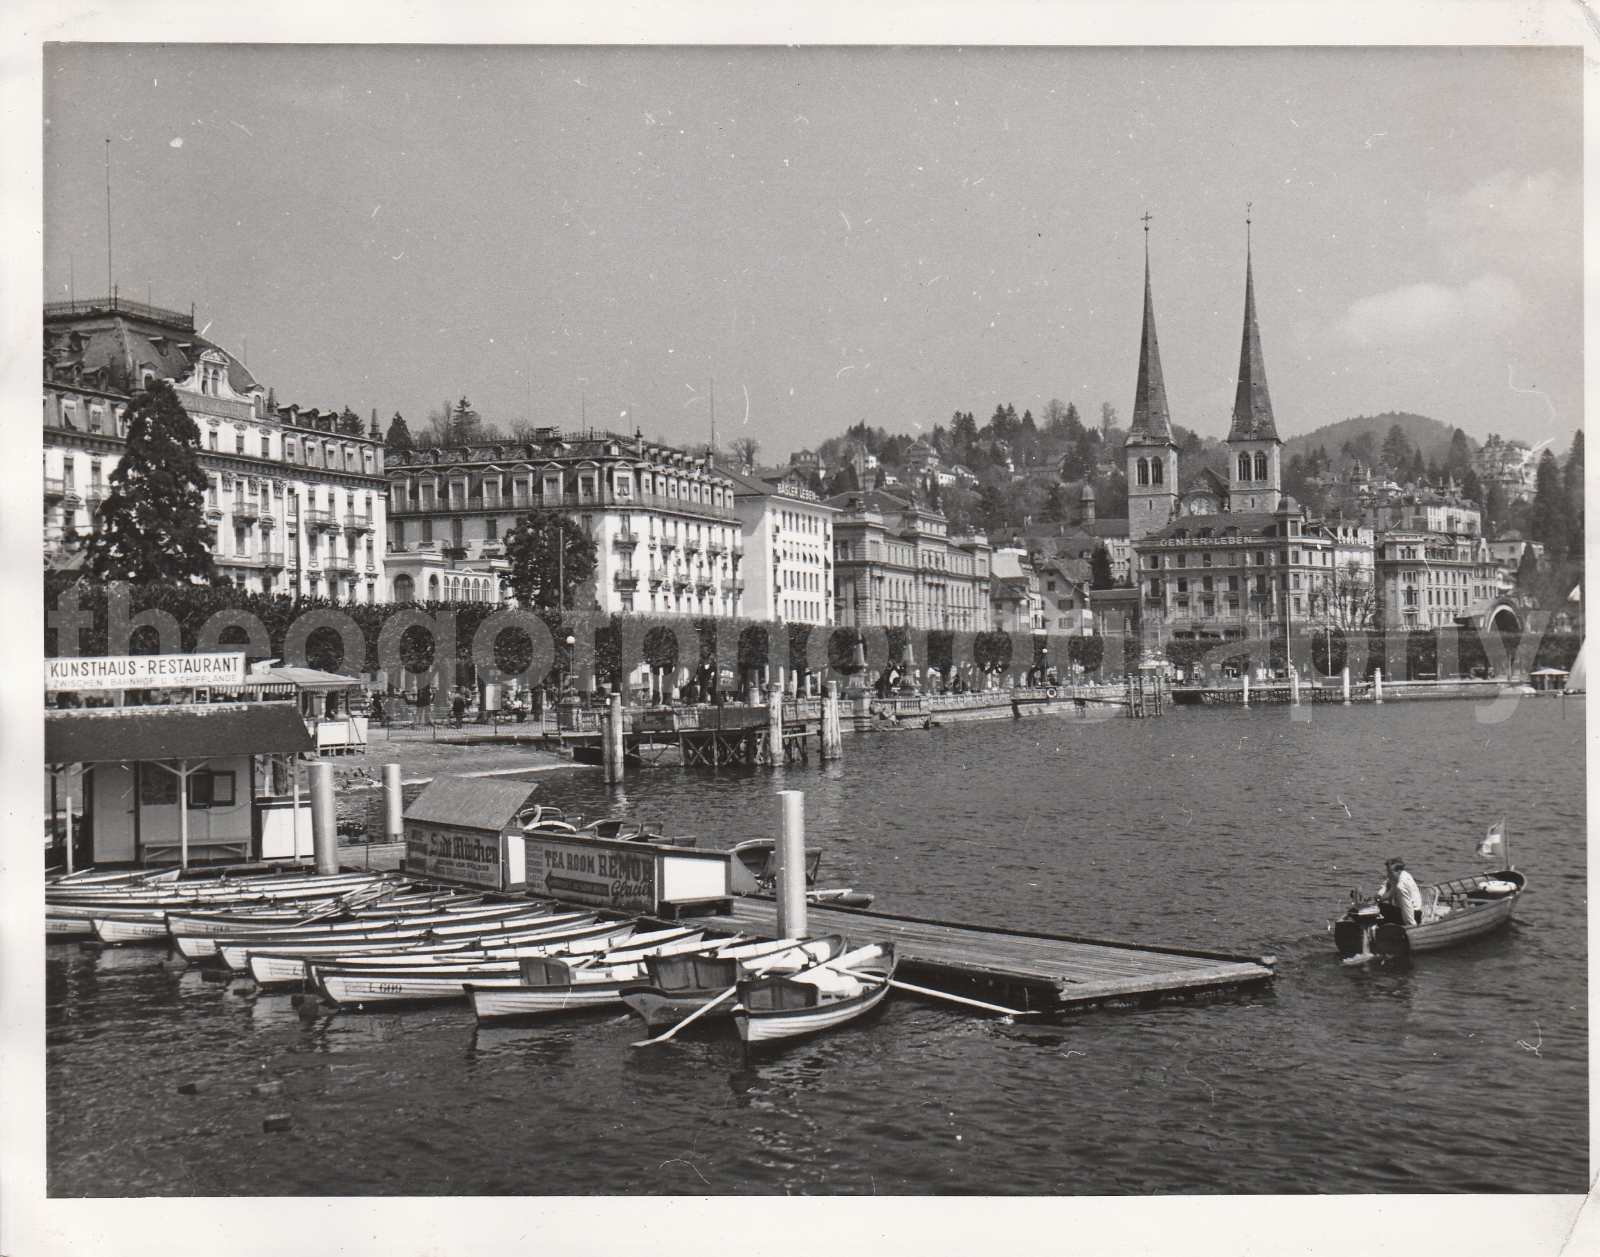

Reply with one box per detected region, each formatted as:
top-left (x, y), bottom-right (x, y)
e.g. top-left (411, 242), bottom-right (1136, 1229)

top-left (1427, 170), bottom-right (1578, 277)
top-left (1336, 273), bottom-right (1523, 345)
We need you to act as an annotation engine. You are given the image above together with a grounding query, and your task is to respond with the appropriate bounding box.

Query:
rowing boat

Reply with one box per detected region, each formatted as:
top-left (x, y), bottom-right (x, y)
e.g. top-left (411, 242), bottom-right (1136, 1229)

top-left (244, 915), bottom-right (627, 985)
top-left (619, 935), bottom-right (847, 1032)
top-left (734, 942), bottom-right (895, 1044)
top-left (1333, 869), bottom-right (1526, 959)
top-left (314, 927), bottom-right (721, 1006)
top-left (171, 901), bottom-right (540, 959)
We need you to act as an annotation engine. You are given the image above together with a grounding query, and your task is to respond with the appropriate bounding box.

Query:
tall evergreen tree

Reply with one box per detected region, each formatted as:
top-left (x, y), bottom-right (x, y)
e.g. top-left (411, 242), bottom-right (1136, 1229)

top-left (1380, 424), bottom-right (1412, 477)
top-left (1564, 430), bottom-right (1585, 558)
top-left (1090, 544), bottom-right (1115, 590)
top-left (503, 513), bottom-right (598, 610)
top-left (1443, 427), bottom-right (1475, 480)
top-left (1529, 447), bottom-right (1572, 559)
top-left (385, 412), bottom-right (414, 449)
top-left (87, 380), bottom-right (215, 585)
top-left (1408, 449), bottom-right (1427, 484)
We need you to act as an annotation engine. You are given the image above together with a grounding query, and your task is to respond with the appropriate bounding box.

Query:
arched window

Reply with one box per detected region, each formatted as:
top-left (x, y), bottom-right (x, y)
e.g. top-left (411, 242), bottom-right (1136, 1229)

top-left (393, 574), bottom-right (415, 603)
top-left (1254, 452), bottom-right (1269, 481)
top-left (428, 574), bottom-right (440, 600)
top-left (1238, 453), bottom-right (1252, 481)
top-left (1150, 457), bottom-right (1163, 485)
top-left (1136, 458), bottom-right (1149, 486)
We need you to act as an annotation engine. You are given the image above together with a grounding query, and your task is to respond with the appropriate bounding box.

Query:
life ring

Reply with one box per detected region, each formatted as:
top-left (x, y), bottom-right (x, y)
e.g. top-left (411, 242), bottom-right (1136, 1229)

top-left (1044, 686), bottom-right (1058, 699)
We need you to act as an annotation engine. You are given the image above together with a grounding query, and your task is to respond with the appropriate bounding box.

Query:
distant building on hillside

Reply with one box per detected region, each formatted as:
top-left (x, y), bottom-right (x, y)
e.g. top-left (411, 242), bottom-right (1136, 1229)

top-left (1473, 434), bottom-right (1539, 503)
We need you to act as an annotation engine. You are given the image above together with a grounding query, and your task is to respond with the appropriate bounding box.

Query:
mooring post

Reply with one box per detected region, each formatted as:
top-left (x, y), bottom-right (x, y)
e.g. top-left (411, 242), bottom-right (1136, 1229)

top-left (774, 789), bottom-right (808, 940)
top-left (308, 760), bottom-right (340, 875)
top-left (821, 680), bottom-right (843, 760)
top-left (1374, 667), bottom-right (1384, 704)
top-left (63, 785), bottom-right (74, 876)
top-left (767, 684), bottom-right (785, 765)
top-left (604, 693), bottom-right (625, 783)
top-left (1342, 666), bottom-right (1352, 705)
top-left (1290, 668), bottom-right (1300, 705)
top-left (1241, 671), bottom-right (1250, 707)
top-left (383, 762), bottom-right (404, 843)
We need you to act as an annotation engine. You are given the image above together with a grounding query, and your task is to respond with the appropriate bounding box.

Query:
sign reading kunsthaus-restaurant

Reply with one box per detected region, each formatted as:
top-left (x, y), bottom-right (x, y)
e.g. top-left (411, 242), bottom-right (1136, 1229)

top-left (45, 653), bottom-right (247, 692)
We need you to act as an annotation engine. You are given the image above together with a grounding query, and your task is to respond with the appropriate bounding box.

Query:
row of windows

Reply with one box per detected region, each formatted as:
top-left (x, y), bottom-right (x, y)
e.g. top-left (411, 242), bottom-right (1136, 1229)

top-left (1133, 456), bottom-right (1166, 486)
top-left (1147, 547), bottom-right (1328, 570)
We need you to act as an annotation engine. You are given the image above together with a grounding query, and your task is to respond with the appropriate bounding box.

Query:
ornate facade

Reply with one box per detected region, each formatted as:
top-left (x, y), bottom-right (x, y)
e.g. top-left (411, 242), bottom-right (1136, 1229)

top-left (43, 297), bottom-right (388, 603)
top-left (386, 430), bottom-right (743, 617)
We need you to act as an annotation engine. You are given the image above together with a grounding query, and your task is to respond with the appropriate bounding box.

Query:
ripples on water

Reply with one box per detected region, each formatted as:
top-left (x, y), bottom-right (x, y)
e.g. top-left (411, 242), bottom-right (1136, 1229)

top-left (48, 699), bottom-right (1585, 1195)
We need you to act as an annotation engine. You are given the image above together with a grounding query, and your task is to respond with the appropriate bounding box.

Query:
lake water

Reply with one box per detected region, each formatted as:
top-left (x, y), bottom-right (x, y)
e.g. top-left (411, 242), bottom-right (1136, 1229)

top-left (47, 696), bottom-right (1586, 1195)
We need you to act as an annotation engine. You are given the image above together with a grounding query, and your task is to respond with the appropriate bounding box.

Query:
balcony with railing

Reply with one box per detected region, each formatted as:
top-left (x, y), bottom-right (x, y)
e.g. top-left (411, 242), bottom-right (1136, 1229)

top-left (613, 529), bottom-right (638, 549)
top-left (344, 513), bottom-right (372, 533)
top-left (683, 538), bottom-right (702, 555)
top-left (232, 501), bottom-right (261, 523)
top-left (707, 539), bottom-right (727, 556)
top-left (723, 578), bottom-right (745, 594)
top-left (303, 508), bottom-right (333, 530)
top-left (647, 567), bottom-right (668, 587)
top-left (44, 476), bottom-right (66, 500)
top-left (613, 571), bottom-right (640, 590)
top-left (324, 556), bottom-right (355, 575)
top-left (261, 550), bottom-right (286, 569)
top-left (658, 536), bottom-right (678, 552)
top-left (386, 487), bottom-right (736, 522)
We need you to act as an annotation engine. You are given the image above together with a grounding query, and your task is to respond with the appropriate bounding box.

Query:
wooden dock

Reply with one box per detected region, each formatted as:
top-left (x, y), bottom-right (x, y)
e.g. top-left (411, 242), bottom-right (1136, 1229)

top-left (681, 898), bottom-right (1274, 1013)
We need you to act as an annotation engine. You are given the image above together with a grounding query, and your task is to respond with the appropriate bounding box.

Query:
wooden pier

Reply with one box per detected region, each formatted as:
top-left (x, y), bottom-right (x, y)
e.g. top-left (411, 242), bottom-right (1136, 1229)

top-left (682, 898), bottom-right (1274, 1013)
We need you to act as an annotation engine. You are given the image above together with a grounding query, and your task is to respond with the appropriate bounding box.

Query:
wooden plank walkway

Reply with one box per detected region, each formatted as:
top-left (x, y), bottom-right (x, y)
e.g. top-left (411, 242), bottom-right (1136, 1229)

top-left (682, 899), bottom-right (1275, 1013)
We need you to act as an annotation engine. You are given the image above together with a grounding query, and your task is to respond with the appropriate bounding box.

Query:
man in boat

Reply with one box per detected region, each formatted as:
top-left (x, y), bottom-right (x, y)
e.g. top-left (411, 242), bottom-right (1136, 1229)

top-left (1377, 858), bottom-right (1422, 926)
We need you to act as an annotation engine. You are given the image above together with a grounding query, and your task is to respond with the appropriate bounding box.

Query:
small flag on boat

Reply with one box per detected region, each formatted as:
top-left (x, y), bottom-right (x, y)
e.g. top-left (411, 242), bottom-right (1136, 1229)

top-left (1478, 821), bottom-right (1506, 860)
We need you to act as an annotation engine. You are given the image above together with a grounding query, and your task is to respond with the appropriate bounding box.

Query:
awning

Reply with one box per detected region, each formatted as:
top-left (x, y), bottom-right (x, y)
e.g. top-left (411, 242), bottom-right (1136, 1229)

top-left (46, 703), bottom-right (315, 764)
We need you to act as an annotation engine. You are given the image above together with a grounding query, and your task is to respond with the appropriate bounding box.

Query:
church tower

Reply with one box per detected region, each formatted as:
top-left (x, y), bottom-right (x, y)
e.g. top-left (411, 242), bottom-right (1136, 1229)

top-left (1125, 219), bottom-right (1179, 541)
top-left (1226, 222), bottom-right (1283, 513)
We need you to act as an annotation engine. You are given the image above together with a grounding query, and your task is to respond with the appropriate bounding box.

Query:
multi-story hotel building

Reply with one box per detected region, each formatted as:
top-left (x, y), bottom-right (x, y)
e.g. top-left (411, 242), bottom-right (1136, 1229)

top-left (385, 429), bottom-right (744, 617)
top-left (828, 488), bottom-right (992, 630)
top-left (1374, 531), bottom-right (1502, 630)
top-left (43, 298), bottom-right (388, 602)
top-left (725, 467), bottom-right (836, 624)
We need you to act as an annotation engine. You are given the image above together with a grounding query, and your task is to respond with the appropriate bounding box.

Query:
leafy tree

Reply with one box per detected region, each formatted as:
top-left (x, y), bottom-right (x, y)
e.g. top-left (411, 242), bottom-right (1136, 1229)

top-left (503, 513), bottom-right (597, 610)
top-left (730, 436), bottom-right (761, 470)
top-left (1090, 544), bottom-right (1115, 590)
top-left (87, 380), bottom-right (215, 585)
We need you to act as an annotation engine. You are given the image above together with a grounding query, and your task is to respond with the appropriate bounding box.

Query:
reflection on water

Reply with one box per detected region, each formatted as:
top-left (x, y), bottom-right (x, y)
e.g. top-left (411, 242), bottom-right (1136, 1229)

top-left (47, 700), bottom-right (1585, 1196)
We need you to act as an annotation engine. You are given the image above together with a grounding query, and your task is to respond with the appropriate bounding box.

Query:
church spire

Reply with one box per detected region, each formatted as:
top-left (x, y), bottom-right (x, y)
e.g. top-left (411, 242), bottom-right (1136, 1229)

top-left (1228, 209), bottom-right (1279, 442)
top-left (1127, 213), bottom-right (1173, 444)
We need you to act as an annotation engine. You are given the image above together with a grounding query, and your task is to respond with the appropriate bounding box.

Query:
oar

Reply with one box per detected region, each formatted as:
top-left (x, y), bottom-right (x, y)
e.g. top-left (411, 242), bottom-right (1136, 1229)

top-left (629, 984), bottom-right (741, 1047)
top-left (836, 969), bottom-right (1039, 1017)
top-left (629, 941), bottom-right (867, 1048)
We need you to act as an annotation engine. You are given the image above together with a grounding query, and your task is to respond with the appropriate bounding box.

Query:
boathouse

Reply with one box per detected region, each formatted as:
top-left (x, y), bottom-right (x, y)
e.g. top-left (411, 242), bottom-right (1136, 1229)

top-left (45, 703), bottom-right (316, 867)
top-left (402, 775), bottom-right (541, 892)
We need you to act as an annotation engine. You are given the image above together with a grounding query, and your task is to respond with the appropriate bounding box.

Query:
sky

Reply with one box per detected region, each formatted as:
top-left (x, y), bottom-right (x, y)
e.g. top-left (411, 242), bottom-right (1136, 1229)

top-left (43, 44), bottom-right (1582, 457)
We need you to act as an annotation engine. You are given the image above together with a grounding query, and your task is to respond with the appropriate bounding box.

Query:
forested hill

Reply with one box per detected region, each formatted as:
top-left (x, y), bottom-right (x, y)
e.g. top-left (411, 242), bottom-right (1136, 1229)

top-left (1284, 412), bottom-right (1463, 466)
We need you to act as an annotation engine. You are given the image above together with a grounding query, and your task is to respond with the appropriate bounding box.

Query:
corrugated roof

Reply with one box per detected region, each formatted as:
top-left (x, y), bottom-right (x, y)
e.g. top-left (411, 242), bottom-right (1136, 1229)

top-left (46, 703), bottom-right (314, 764)
top-left (404, 775), bottom-right (540, 834)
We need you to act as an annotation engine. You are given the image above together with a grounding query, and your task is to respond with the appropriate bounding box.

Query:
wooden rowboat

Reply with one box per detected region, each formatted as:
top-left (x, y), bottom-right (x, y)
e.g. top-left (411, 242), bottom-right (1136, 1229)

top-left (1334, 869), bottom-right (1526, 959)
top-left (734, 942), bottom-right (895, 1044)
top-left (619, 935), bottom-right (847, 1033)
top-left (315, 928), bottom-right (722, 1006)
